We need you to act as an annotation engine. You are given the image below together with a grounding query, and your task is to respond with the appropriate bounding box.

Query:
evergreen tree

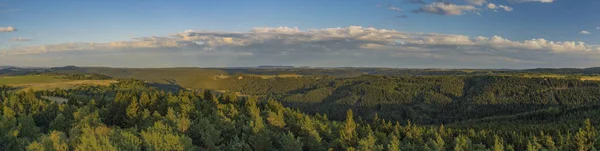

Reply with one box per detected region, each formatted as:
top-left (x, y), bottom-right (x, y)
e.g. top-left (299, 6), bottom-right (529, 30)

top-left (454, 135), bottom-right (471, 151)
top-left (341, 109), bottom-right (357, 147)
top-left (126, 98), bottom-right (139, 120)
top-left (188, 118), bottom-right (222, 150)
top-left (140, 121), bottom-right (197, 151)
top-left (493, 135), bottom-right (504, 151)
top-left (387, 134), bottom-right (400, 151)
top-left (278, 132), bottom-right (303, 151)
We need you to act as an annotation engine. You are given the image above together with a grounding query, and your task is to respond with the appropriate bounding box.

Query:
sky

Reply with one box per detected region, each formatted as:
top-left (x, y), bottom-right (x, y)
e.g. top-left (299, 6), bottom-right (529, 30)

top-left (1, 0), bottom-right (600, 68)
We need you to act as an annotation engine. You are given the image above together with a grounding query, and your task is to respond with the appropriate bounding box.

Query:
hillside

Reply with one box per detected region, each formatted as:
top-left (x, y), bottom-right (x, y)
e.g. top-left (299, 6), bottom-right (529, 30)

top-left (5, 67), bottom-right (600, 127)
top-left (1, 67), bottom-right (600, 150)
top-left (0, 80), bottom-right (598, 150)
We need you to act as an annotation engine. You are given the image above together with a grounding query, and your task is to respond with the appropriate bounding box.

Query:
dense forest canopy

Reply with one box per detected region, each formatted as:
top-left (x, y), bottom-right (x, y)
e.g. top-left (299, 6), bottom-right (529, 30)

top-left (1, 67), bottom-right (600, 150)
top-left (1, 80), bottom-right (599, 150)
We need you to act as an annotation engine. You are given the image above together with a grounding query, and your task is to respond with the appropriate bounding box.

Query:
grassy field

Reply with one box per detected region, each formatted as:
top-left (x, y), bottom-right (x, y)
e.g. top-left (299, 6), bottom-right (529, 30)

top-left (0, 75), bottom-right (68, 85)
top-left (521, 74), bottom-right (568, 79)
top-left (580, 76), bottom-right (600, 81)
top-left (0, 75), bottom-right (116, 91)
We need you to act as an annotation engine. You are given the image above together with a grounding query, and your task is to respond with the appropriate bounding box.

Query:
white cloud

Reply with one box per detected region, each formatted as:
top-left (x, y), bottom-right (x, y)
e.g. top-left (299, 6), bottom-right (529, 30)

top-left (596, 27), bottom-right (599, 30)
top-left (467, 0), bottom-right (487, 6)
top-left (498, 5), bottom-right (513, 12)
top-left (416, 2), bottom-right (478, 15)
top-left (580, 31), bottom-right (591, 35)
top-left (487, 3), bottom-right (513, 12)
top-left (0, 26), bottom-right (16, 32)
top-left (509, 0), bottom-right (554, 3)
top-left (2, 26), bottom-right (600, 68)
top-left (487, 3), bottom-right (497, 9)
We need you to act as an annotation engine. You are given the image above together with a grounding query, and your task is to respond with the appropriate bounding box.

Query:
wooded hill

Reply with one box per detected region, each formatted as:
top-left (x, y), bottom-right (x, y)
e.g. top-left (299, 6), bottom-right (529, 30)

top-left (1, 80), bottom-right (598, 150)
top-left (1, 67), bottom-right (600, 150)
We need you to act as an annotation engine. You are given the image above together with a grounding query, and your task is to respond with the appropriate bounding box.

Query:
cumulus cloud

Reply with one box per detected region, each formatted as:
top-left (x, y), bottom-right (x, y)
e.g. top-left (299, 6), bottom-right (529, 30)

top-left (580, 31), bottom-right (591, 35)
top-left (10, 37), bottom-right (32, 42)
top-left (487, 3), bottom-right (497, 9)
top-left (498, 5), bottom-right (513, 11)
top-left (2, 26), bottom-right (600, 68)
top-left (509, 0), bottom-right (554, 3)
top-left (416, 2), bottom-right (477, 15)
top-left (0, 26), bottom-right (16, 32)
top-left (487, 3), bottom-right (513, 12)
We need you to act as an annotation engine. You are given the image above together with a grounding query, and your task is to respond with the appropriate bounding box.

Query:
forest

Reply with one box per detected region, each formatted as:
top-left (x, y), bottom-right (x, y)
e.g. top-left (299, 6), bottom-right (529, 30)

top-left (0, 67), bottom-right (600, 150)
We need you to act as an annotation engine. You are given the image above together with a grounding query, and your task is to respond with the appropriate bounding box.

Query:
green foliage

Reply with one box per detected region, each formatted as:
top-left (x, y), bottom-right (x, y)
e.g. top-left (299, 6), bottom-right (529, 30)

top-left (278, 132), bottom-right (303, 151)
top-left (187, 118), bottom-right (222, 150)
top-left (0, 79), bottom-right (598, 150)
top-left (26, 131), bottom-right (68, 151)
top-left (140, 121), bottom-right (196, 151)
top-left (340, 110), bottom-right (357, 148)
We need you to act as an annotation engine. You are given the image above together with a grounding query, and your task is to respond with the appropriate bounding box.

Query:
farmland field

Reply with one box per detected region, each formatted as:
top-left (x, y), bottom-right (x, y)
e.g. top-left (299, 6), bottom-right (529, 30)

top-left (0, 75), bottom-right (116, 91)
top-left (0, 75), bottom-right (67, 85)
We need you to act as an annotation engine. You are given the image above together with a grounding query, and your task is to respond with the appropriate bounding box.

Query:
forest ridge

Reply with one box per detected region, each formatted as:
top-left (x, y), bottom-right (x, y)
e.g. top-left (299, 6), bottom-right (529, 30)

top-left (0, 67), bottom-right (599, 150)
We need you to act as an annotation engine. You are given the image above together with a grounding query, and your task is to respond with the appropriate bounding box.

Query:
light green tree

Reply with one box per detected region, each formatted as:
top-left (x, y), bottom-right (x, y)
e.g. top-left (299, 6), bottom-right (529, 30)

top-left (140, 121), bottom-right (197, 151)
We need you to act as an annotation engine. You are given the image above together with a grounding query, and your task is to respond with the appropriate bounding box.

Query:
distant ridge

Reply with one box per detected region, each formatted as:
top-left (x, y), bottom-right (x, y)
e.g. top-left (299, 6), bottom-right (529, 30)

top-left (50, 65), bottom-right (80, 70)
top-left (0, 66), bottom-right (16, 70)
top-left (524, 67), bottom-right (600, 74)
top-left (257, 65), bottom-right (295, 68)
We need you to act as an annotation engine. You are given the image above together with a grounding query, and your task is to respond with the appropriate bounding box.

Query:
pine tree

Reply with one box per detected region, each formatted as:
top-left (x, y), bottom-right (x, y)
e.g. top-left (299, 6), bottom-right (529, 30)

top-left (246, 98), bottom-right (264, 134)
top-left (542, 133), bottom-right (556, 150)
top-left (141, 121), bottom-right (197, 151)
top-left (75, 126), bottom-right (118, 151)
top-left (358, 127), bottom-right (377, 151)
top-left (26, 131), bottom-right (69, 151)
top-left (49, 113), bottom-right (70, 133)
top-left (572, 119), bottom-right (597, 151)
top-left (454, 135), bottom-right (471, 151)
top-left (188, 118), bottom-right (222, 150)
top-left (493, 135), bottom-right (504, 151)
top-left (387, 134), bottom-right (400, 151)
top-left (139, 92), bottom-right (151, 108)
top-left (341, 109), bottom-right (357, 147)
top-left (279, 132), bottom-right (303, 151)
top-left (267, 110), bottom-right (286, 128)
top-left (126, 98), bottom-right (139, 120)
top-left (429, 132), bottom-right (445, 151)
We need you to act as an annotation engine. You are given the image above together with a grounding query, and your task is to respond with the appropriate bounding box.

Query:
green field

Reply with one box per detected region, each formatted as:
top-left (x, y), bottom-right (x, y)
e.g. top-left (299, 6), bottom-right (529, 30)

top-left (0, 75), bottom-right (67, 85)
top-left (0, 75), bottom-right (116, 91)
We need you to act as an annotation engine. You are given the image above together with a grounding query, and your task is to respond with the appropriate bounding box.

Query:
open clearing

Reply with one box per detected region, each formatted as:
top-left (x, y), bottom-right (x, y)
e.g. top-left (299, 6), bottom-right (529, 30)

top-left (0, 75), bottom-right (116, 91)
top-left (12, 80), bottom-right (117, 91)
top-left (0, 75), bottom-right (67, 85)
top-left (519, 74), bottom-right (600, 81)
top-left (41, 96), bottom-right (69, 104)
top-left (580, 76), bottom-right (600, 81)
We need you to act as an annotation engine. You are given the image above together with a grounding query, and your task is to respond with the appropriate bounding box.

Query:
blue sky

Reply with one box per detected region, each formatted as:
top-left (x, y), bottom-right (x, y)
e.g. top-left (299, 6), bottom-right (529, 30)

top-left (1, 0), bottom-right (600, 68)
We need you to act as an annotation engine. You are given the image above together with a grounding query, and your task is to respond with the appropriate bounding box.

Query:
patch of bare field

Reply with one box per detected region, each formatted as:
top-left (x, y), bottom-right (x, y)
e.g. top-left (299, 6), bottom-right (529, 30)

top-left (41, 96), bottom-right (69, 104)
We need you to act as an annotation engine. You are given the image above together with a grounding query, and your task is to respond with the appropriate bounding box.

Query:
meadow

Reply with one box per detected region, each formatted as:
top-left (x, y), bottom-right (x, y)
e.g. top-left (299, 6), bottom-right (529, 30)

top-left (0, 75), bottom-right (116, 91)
